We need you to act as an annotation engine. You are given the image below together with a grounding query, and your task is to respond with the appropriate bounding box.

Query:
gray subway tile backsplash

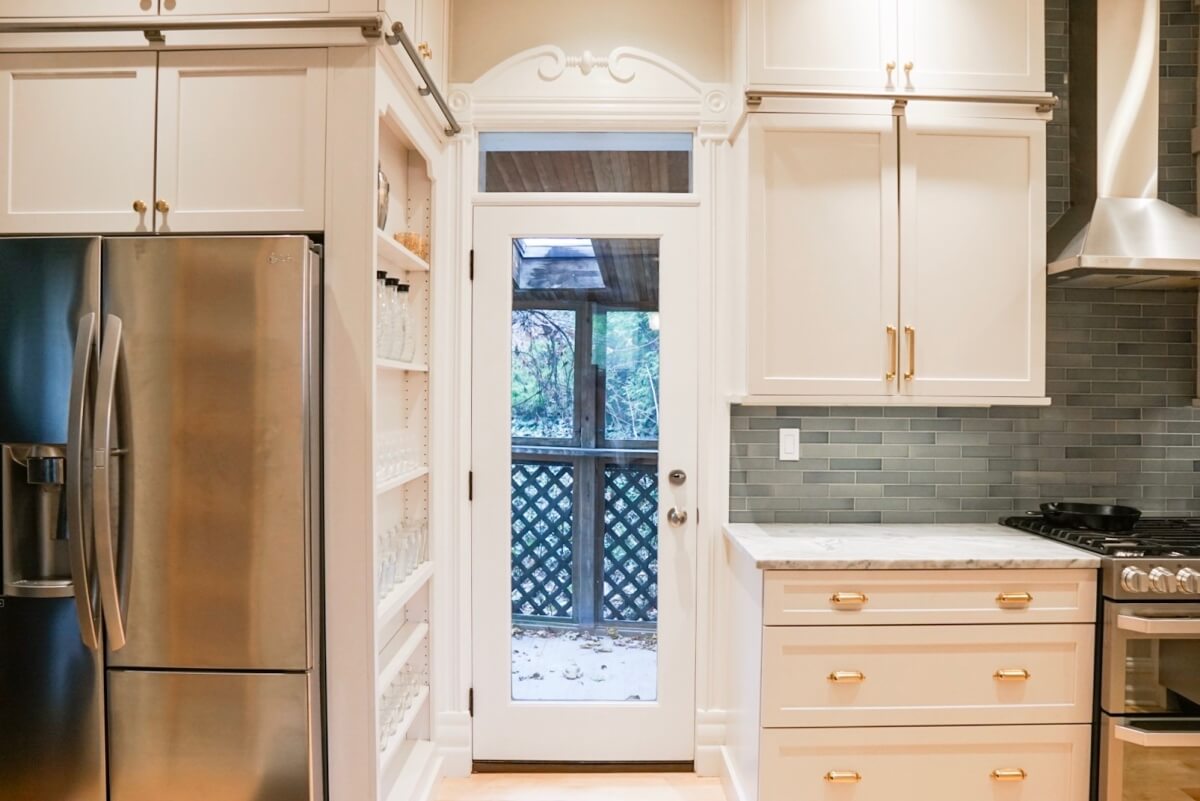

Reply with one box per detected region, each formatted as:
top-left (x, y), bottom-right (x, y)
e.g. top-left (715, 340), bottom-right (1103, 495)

top-left (729, 290), bottom-right (1200, 524)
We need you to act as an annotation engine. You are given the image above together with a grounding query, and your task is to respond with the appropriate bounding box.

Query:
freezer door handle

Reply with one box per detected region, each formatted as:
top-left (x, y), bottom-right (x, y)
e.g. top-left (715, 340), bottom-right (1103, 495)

top-left (93, 314), bottom-right (129, 651)
top-left (67, 312), bottom-right (100, 651)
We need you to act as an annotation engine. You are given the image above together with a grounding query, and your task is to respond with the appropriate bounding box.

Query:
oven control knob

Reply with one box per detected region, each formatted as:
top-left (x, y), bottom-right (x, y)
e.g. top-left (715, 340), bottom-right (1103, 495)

top-left (1121, 566), bottom-right (1150, 593)
top-left (1178, 568), bottom-right (1200, 594)
top-left (1149, 567), bottom-right (1179, 594)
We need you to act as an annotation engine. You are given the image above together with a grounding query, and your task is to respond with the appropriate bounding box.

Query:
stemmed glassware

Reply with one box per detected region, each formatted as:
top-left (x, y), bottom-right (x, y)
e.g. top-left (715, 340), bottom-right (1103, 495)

top-left (376, 517), bottom-right (430, 601)
top-left (378, 658), bottom-right (430, 752)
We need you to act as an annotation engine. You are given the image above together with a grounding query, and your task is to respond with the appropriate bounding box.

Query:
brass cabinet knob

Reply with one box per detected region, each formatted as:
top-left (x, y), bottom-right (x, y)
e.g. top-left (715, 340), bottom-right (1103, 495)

top-left (904, 61), bottom-right (914, 73)
top-left (418, 41), bottom-right (433, 60)
top-left (155, 199), bottom-right (170, 214)
top-left (991, 768), bottom-right (1027, 782)
top-left (824, 771), bottom-right (862, 784)
top-left (132, 200), bottom-right (147, 213)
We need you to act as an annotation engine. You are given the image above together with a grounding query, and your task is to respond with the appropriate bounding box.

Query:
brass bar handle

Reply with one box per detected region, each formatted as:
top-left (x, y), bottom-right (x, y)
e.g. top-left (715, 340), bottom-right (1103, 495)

top-left (991, 769), bottom-right (1027, 782)
top-left (903, 325), bottom-right (915, 380)
top-left (830, 591), bottom-right (868, 607)
top-left (996, 591), bottom-right (1033, 607)
top-left (824, 771), bottom-right (862, 784)
top-left (994, 668), bottom-right (1031, 682)
top-left (828, 671), bottom-right (866, 684)
top-left (885, 325), bottom-right (897, 380)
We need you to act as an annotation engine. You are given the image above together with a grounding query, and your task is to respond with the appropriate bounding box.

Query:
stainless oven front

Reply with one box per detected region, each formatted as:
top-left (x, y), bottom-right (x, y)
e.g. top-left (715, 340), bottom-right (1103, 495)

top-left (1100, 601), bottom-right (1200, 801)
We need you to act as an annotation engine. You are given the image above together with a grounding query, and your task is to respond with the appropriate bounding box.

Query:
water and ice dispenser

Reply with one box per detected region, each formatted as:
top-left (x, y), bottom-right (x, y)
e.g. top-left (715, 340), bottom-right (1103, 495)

top-left (1, 443), bottom-right (73, 598)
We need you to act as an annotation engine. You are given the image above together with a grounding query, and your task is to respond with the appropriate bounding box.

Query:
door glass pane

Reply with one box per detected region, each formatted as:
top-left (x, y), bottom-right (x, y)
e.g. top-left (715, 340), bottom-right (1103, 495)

top-left (510, 238), bottom-right (660, 702)
top-left (480, 132), bottom-right (693, 193)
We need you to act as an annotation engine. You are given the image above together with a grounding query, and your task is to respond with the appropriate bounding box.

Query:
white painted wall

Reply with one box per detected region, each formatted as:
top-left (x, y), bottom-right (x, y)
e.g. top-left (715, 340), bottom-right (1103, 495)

top-left (448, 0), bottom-right (730, 83)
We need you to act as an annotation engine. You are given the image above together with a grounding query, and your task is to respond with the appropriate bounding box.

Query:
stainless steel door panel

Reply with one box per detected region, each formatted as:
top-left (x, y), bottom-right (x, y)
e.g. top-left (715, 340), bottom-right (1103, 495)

top-left (101, 237), bottom-right (314, 670)
top-left (0, 597), bottom-right (105, 801)
top-left (108, 669), bottom-right (315, 801)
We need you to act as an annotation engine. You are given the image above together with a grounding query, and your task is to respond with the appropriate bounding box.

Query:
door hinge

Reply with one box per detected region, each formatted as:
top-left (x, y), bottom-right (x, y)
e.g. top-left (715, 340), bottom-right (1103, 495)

top-left (468, 687), bottom-right (474, 717)
top-left (468, 470), bottom-right (473, 501)
top-left (469, 249), bottom-right (474, 281)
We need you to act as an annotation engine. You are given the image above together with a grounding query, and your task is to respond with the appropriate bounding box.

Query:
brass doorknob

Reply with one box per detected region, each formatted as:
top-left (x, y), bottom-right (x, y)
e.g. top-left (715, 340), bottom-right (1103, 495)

top-left (155, 199), bottom-right (170, 213)
top-left (132, 200), bottom-right (147, 213)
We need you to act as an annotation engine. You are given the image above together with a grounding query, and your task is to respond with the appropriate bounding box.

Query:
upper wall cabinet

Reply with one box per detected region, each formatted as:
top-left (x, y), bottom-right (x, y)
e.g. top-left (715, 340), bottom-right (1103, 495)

top-left (382, 0), bottom-right (448, 90)
top-left (160, 0), bottom-right (330, 12)
top-left (746, 0), bottom-right (1045, 94)
top-left (0, 52), bottom-right (157, 235)
top-left (0, 49), bottom-right (326, 235)
top-left (156, 49), bottom-right (328, 233)
top-left (0, 0), bottom-right (154, 14)
top-left (744, 108), bottom-right (1046, 403)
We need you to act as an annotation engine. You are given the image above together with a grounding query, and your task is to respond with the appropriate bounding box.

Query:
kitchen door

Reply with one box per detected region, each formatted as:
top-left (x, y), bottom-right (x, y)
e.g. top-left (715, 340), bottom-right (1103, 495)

top-left (471, 204), bottom-right (699, 762)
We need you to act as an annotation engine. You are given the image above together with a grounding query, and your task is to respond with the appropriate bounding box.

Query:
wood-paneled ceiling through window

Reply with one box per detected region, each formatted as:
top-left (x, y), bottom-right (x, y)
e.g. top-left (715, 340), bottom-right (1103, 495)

top-left (513, 238), bottom-right (660, 308)
top-left (484, 150), bottom-right (691, 193)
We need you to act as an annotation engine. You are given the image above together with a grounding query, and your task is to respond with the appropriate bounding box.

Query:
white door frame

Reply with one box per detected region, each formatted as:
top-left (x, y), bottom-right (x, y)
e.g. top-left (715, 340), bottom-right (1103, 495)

top-left (470, 200), bottom-right (701, 762)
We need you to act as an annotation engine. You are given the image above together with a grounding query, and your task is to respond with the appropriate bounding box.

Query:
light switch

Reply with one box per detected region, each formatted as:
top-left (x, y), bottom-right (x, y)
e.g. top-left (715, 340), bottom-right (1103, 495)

top-left (779, 428), bottom-right (800, 461)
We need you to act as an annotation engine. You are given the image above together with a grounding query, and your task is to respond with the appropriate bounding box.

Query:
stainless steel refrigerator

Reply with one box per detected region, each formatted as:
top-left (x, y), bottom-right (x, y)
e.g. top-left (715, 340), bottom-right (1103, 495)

top-left (0, 236), bottom-right (324, 801)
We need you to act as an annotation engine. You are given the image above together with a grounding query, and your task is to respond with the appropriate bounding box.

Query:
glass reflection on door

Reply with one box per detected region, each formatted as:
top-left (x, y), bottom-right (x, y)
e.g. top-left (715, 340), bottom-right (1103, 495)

top-left (509, 238), bottom-right (660, 702)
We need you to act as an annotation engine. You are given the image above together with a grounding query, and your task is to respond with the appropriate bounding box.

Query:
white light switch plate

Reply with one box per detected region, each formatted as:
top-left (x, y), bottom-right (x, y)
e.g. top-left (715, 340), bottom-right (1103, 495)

top-left (779, 428), bottom-right (800, 461)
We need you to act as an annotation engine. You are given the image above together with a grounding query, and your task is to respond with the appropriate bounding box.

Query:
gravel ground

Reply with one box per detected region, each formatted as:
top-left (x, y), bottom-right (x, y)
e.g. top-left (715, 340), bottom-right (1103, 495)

top-left (510, 627), bottom-right (658, 702)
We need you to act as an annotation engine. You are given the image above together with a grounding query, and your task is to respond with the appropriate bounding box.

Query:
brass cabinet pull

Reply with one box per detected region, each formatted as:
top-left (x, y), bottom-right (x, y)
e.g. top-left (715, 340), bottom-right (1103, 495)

top-left (994, 668), bottom-right (1031, 681)
top-left (991, 768), bottom-right (1027, 782)
top-left (132, 200), bottom-right (147, 213)
top-left (903, 325), bottom-right (915, 380)
top-left (155, 199), bottom-right (170, 214)
top-left (996, 591), bottom-right (1033, 607)
top-left (886, 325), bottom-right (897, 380)
top-left (828, 670), bottom-right (866, 684)
top-left (824, 771), bottom-right (862, 784)
top-left (830, 591), bottom-right (868, 607)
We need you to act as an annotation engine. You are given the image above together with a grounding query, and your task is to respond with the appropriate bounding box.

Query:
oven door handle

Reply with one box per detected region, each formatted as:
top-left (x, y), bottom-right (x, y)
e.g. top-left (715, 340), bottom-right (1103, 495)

top-left (1116, 614), bottom-right (1200, 635)
top-left (1115, 723), bottom-right (1200, 749)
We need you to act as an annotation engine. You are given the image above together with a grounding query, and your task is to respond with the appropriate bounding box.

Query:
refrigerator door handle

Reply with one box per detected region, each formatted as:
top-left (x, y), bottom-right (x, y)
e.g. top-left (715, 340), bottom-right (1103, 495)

top-left (67, 312), bottom-right (100, 650)
top-left (93, 313), bottom-right (128, 651)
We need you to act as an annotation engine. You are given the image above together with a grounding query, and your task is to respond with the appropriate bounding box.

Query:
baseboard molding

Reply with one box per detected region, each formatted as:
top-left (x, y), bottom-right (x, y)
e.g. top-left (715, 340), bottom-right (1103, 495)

top-left (719, 746), bottom-right (747, 801)
top-left (437, 710), bottom-right (472, 777)
top-left (695, 708), bottom-right (727, 777)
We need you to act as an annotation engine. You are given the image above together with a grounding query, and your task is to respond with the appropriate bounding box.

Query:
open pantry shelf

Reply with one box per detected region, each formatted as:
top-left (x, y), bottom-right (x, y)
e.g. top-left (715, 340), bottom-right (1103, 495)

top-left (376, 466), bottom-right (429, 495)
top-left (379, 620), bottom-right (429, 687)
top-left (377, 358), bottom-right (429, 373)
top-left (377, 229), bottom-right (431, 273)
top-left (381, 739), bottom-right (441, 801)
top-left (377, 561), bottom-right (434, 648)
top-left (378, 686), bottom-right (431, 785)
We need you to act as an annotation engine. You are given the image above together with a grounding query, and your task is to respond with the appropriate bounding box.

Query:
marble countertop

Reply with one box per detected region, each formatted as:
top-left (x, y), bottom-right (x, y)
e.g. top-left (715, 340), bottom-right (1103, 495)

top-left (724, 523), bottom-right (1102, 570)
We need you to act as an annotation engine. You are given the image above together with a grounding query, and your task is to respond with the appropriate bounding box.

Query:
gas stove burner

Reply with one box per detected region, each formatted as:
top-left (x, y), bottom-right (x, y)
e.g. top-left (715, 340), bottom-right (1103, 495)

top-left (1002, 516), bottom-right (1200, 559)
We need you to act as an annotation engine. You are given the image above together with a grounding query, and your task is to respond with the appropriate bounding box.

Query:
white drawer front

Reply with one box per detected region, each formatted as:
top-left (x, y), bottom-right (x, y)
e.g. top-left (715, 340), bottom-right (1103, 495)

top-left (762, 623), bottom-right (1094, 727)
top-left (763, 569), bottom-right (1097, 626)
top-left (760, 724), bottom-right (1091, 801)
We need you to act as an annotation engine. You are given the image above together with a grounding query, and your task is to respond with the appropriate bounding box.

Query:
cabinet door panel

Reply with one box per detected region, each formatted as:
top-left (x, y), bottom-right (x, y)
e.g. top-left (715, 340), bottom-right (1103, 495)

top-left (155, 49), bottom-right (327, 233)
top-left (747, 114), bottom-right (899, 396)
top-left (748, 0), bottom-right (898, 89)
top-left (899, 114), bottom-right (1045, 398)
top-left (899, 0), bottom-right (1045, 92)
top-left (0, 53), bottom-right (156, 235)
top-left (0, 0), bottom-right (153, 15)
top-left (160, 0), bottom-right (328, 12)
top-left (418, 0), bottom-right (447, 91)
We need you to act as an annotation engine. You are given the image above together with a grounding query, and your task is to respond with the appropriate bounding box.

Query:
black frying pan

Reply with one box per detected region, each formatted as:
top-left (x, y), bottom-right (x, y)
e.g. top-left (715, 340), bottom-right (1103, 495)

top-left (1040, 502), bottom-right (1142, 532)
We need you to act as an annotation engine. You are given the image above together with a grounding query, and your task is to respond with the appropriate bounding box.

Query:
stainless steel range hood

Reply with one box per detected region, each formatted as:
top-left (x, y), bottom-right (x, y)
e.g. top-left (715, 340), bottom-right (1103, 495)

top-left (1047, 0), bottom-right (1200, 289)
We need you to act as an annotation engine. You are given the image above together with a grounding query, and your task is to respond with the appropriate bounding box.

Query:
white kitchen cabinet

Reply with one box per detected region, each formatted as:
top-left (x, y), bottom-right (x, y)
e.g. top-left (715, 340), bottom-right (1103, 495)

top-left (747, 0), bottom-right (898, 89)
top-left (745, 0), bottom-right (1044, 94)
top-left (418, 0), bottom-right (447, 92)
top-left (0, 0), bottom-right (154, 15)
top-left (744, 109), bottom-right (1045, 403)
top-left (0, 52), bottom-right (157, 235)
top-left (898, 0), bottom-right (1045, 93)
top-left (155, 49), bottom-right (328, 233)
top-left (898, 114), bottom-right (1045, 398)
top-left (159, 0), bottom-right (329, 13)
top-left (747, 113), bottom-right (898, 396)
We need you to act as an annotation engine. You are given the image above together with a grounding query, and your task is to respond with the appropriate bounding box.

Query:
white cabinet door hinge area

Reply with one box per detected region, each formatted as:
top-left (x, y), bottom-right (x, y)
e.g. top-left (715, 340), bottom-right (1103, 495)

top-left (0, 52), bottom-right (157, 235)
top-left (154, 49), bottom-right (328, 234)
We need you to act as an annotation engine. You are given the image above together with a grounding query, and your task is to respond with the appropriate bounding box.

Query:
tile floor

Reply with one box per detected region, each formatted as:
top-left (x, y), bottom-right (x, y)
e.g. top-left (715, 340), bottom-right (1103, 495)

top-left (437, 773), bottom-right (726, 801)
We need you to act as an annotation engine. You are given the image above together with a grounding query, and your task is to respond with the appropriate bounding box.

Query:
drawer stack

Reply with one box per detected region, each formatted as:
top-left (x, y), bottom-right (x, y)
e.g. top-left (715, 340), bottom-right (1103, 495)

top-left (727, 566), bottom-right (1097, 801)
